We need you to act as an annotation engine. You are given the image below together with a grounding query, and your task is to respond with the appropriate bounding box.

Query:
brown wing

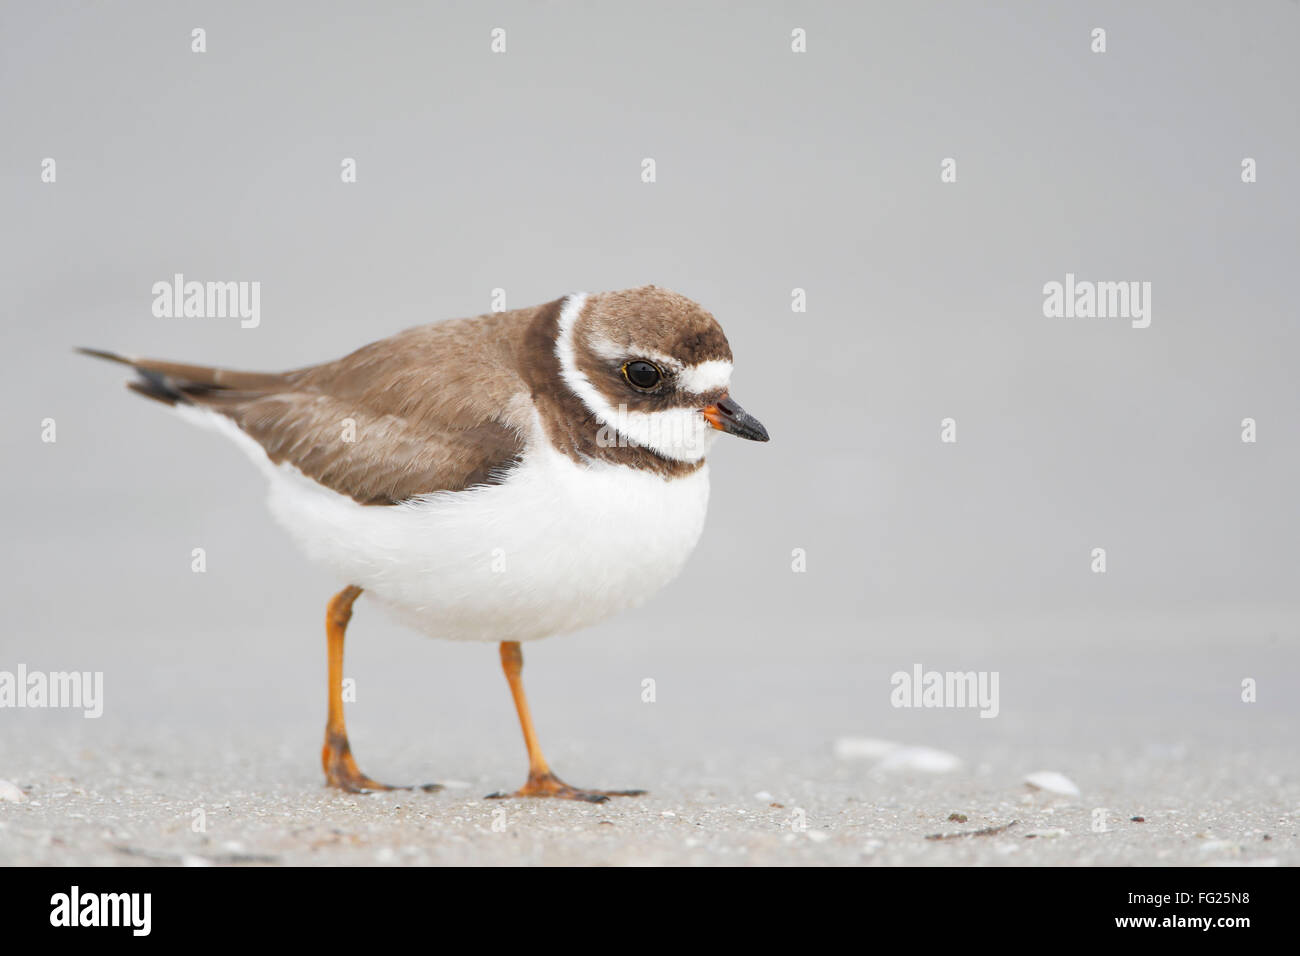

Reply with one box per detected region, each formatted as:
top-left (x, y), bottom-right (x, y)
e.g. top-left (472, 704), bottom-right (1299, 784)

top-left (80, 307), bottom-right (541, 505)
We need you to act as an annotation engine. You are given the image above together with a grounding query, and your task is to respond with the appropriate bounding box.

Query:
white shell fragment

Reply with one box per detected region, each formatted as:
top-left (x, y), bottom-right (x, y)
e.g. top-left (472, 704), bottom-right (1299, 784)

top-left (833, 737), bottom-right (904, 760)
top-left (877, 746), bottom-right (963, 774)
top-left (1024, 771), bottom-right (1081, 797)
top-left (0, 779), bottom-right (28, 803)
top-left (833, 738), bottom-right (961, 772)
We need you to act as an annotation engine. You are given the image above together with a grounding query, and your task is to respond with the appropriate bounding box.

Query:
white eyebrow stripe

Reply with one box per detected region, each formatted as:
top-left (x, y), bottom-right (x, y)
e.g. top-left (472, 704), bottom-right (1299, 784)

top-left (636, 350), bottom-right (685, 373)
top-left (584, 335), bottom-right (632, 362)
top-left (677, 359), bottom-right (733, 395)
top-left (587, 337), bottom-right (686, 373)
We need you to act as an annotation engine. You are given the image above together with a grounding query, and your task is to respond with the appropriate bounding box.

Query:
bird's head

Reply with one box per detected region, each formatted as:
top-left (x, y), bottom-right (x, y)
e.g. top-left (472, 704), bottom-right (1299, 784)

top-left (554, 286), bottom-right (769, 462)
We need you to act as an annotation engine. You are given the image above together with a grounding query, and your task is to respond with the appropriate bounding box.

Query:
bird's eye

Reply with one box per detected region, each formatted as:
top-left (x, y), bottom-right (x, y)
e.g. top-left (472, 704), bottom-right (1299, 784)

top-left (621, 360), bottom-right (662, 389)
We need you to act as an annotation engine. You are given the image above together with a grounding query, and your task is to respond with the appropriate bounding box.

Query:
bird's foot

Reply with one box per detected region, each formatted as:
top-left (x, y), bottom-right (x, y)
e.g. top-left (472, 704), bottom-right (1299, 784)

top-left (322, 733), bottom-right (441, 794)
top-left (326, 769), bottom-right (441, 795)
top-left (486, 771), bottom-right (646, 804)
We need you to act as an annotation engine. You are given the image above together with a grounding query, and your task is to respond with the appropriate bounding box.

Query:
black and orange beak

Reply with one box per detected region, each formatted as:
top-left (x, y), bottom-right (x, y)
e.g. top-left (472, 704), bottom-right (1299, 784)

top-left (701, 395), bottom-right (770, 442)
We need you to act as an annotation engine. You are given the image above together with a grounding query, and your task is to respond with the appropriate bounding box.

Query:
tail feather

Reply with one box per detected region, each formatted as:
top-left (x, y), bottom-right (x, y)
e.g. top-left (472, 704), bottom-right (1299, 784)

top-left (76, 347), bottom-right (290, 407)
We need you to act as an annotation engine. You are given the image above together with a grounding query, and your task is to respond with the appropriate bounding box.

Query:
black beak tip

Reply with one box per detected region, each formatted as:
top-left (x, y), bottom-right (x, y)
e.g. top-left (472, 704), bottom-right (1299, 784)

top-left (712, 396), bottom-right (770, 443)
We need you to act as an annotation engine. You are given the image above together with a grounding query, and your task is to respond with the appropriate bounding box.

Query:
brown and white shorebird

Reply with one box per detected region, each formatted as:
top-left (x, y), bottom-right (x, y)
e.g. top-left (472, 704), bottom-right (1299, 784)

top-left (81, 287), bottom-right (768, 802)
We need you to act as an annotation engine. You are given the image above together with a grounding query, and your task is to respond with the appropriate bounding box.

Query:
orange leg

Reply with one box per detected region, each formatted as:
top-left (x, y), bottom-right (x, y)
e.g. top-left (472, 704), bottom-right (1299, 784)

top-left (487, 641), bottom-right (645, 804)
top-left (321, 585), bottom-right (440, 794)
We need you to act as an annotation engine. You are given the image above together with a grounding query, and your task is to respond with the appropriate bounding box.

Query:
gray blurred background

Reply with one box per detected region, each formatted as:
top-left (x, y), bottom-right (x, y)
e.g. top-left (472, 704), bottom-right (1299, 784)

top-left (1, 2), bottom-right (1297, 864)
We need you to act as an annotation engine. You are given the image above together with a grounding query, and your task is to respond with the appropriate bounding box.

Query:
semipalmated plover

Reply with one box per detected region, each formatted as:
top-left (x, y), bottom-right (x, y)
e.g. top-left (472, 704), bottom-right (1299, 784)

top-left (81, 286), bottom-right (768, 802)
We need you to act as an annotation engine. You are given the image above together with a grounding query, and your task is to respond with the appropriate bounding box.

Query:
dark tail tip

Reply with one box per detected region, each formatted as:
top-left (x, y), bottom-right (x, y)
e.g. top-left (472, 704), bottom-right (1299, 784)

top-left (76, 346), bottom-right (132, 365)
top-left (78, 346), bottom-right (187, 406)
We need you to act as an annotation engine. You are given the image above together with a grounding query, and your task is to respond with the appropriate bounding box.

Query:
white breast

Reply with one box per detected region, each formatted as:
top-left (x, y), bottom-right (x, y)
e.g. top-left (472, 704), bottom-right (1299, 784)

top-left (171, 403), bottom-right (711, 642)
top-left (273, 446), bottom-right (709, 642)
